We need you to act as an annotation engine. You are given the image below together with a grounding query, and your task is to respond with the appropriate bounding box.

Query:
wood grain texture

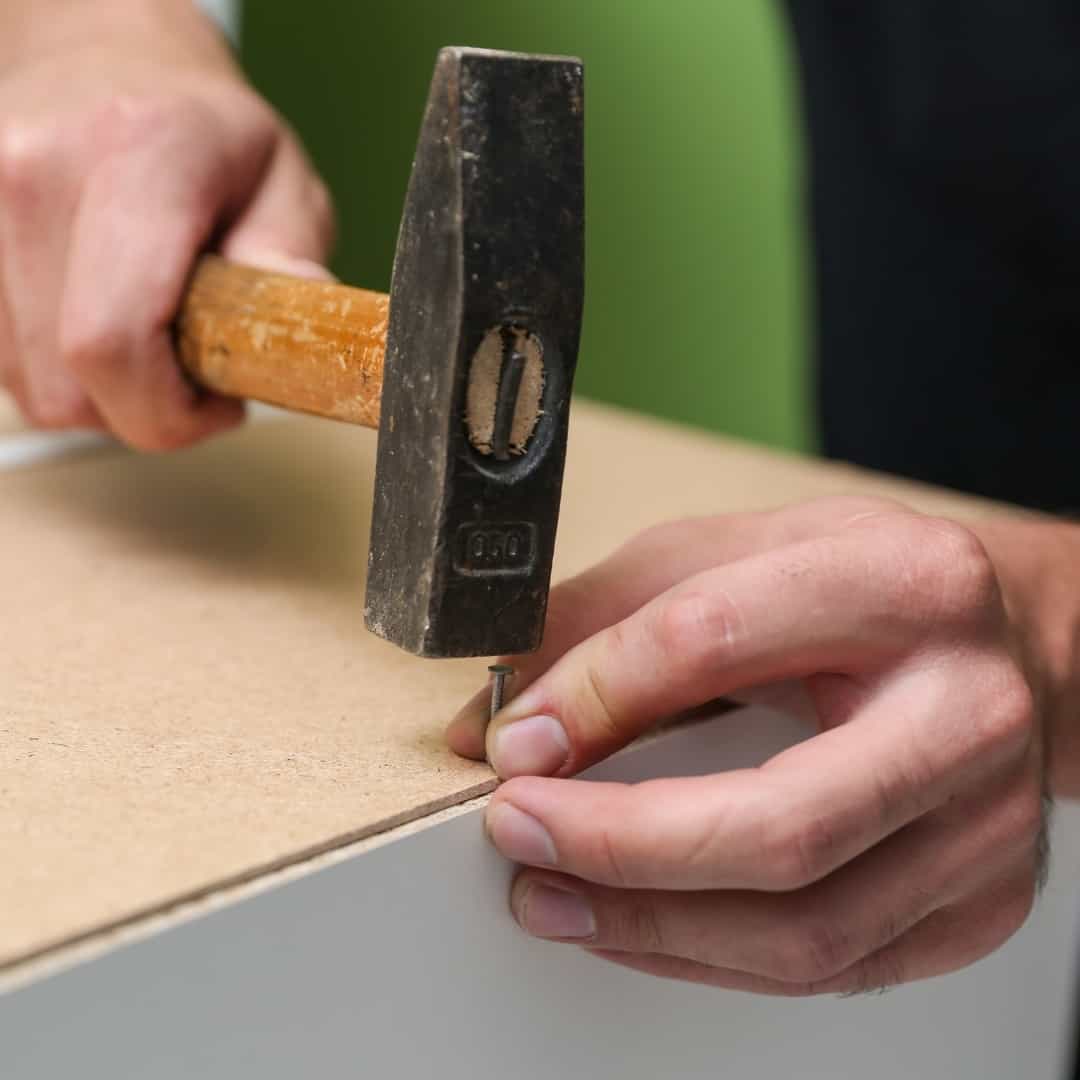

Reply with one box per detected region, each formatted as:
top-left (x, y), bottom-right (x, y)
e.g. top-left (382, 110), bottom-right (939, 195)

top-left (176, 256), bottom-right (387, 427)
top-left (0, 401), bottom-right (1003, 970)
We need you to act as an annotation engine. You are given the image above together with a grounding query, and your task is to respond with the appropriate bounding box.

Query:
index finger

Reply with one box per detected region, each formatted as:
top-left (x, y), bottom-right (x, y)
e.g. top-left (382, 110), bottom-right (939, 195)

top-left (485, 522), bottom-right (917, 778)
top-left (484, 512), bottom-right (1011, 777)
top-left (447, 497), bottom-right (904, 758)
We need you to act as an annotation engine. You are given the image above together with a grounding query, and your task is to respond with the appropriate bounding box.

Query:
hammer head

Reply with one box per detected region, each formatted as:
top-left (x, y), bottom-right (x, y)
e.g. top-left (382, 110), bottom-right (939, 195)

top-left (364, 48), bottom-right (585, 658)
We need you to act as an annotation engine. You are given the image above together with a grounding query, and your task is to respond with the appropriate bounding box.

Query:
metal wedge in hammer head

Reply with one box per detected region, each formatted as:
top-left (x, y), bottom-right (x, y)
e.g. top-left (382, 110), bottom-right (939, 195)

top-left (175, 47), bottom-right (583, 659)
top-left (365, 48), bottom-right (585, 658)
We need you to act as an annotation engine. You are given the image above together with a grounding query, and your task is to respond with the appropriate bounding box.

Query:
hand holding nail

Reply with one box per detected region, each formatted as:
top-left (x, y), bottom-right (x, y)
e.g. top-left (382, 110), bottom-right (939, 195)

top-left (447, 498), bottom-right (1052, 995)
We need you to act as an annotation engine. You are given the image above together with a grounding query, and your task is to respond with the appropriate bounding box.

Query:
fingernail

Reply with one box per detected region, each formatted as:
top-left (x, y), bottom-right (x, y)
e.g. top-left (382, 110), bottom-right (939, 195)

top-left (489, 715), bottom-right (569, 778)
top-left (486, 802), bottom-right (557, 866)
top-left (488, 807), bottom-right (557, 864)
top-left (514, 882), bottom-right (596, 940)
top-left (227, 245), bottom-right (336, 282)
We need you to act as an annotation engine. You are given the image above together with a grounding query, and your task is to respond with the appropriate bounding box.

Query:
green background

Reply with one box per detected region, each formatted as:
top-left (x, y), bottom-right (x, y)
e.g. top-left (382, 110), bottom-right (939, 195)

top-left (241, 1), bottom-right (811, 452)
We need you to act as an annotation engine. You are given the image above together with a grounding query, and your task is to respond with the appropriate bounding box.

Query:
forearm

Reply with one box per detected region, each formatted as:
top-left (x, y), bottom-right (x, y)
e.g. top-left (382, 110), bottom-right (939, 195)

top-left (975, 517), bottom-right (1080, 796)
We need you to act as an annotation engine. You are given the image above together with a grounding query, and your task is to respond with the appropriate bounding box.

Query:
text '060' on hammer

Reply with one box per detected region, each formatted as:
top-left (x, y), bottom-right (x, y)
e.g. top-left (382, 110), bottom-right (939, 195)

top-left (174, 47), bottom-right (585, 659)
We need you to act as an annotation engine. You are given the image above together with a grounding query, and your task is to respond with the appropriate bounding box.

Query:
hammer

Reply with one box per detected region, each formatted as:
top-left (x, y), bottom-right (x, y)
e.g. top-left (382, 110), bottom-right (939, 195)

top-left (174, 48), bottom-right (584, 659)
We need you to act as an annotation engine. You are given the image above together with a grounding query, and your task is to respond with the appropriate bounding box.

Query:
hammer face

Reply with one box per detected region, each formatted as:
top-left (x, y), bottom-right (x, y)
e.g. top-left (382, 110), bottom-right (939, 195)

top-left (365, 48), bottom-right (585, 658)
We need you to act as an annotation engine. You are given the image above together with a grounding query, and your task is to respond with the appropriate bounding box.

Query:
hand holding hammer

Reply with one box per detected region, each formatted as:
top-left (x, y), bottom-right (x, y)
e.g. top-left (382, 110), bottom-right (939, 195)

top-left (0, 13), bottom-right (584, 659)
top-left (178, 49), bottom-right (585, 659)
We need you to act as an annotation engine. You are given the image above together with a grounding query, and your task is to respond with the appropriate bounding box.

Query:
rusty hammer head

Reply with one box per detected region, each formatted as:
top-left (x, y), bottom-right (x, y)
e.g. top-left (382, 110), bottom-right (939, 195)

top-left (364, 48), bottom-right (585, 659)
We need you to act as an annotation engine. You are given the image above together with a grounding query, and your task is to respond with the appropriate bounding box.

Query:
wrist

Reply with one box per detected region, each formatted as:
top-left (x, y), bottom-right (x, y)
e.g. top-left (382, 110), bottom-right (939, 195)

top-left (974, 517), bottom-right (1080, 796)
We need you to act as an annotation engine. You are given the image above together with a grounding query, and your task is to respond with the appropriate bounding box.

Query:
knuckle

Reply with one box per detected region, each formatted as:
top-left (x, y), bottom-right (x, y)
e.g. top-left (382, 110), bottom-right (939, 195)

top-left (0, 121), bottom-right (55, 202)
top-left (18, 398), bottom-right (50, 429)
top-left (91, 93), bottom-right (212, 149)
top-left (118, 420), bottom-right (191, 454)
top-left (760, 810), bottom-right (841, 891)
top-left (123, 399), bottom-right (209, 453)
top-left (28, 387), bottom-right (93, 430)
top-left (3, 379), bottom-right (31, 415)
top-left (860, 513), bottom-right (1003, 630)
top-left (778, 913), bottom-right (854, 983)
top-left (919, 519), bottom-right (1000, 617)
top-left (980, 672), bottom-right (1037, 758)
top-left (654, 593), bottom-right (707, 658)
top-left (596, 819), bottom-right (633, 889)
top-left (653, 587), bottom-right (740, 669)
top-left (241, 97), bottom-right (283, 137)
top-left (89, 95), bottom-right (148, 142)
top-left (609, 898), bottom-right (667, 953)
top-left (60, 318), bottom-right (126, 381)
top-left (997, 785), bottom-right (1045, 850)
top-left (583, 636), bottom-right (625, 748)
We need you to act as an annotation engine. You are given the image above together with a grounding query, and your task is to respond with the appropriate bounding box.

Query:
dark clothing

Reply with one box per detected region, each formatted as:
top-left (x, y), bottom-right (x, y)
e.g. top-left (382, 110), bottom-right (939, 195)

top-left (783, 1), bottom-right (1080, 511)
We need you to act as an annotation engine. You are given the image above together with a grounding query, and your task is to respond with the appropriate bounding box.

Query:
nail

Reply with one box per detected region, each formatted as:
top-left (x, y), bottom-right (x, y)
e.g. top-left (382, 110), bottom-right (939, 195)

top-left (486, 802), bottom-right (557, 866)
top-left (489, 715), bottom-right (569, 778)
top-left (488, 663), bottom-right (514, 719)
top-left (514, 882), bottom-right (596, 940)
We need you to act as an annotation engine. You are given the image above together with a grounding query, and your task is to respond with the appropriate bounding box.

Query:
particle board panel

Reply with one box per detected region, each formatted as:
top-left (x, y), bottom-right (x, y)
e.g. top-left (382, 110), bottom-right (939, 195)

top-left (0, 400), bottom-right (1003, 971)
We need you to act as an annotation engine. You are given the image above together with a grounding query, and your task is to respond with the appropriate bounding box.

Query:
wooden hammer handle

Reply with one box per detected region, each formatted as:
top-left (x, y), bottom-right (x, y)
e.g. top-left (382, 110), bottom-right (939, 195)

top-left (175, 255), bottom-right (388, 429)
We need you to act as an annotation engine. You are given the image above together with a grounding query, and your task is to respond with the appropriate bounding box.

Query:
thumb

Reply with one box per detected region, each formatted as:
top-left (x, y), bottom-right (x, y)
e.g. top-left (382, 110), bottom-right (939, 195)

top-left (220, 128), bottom-right (336, 281)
